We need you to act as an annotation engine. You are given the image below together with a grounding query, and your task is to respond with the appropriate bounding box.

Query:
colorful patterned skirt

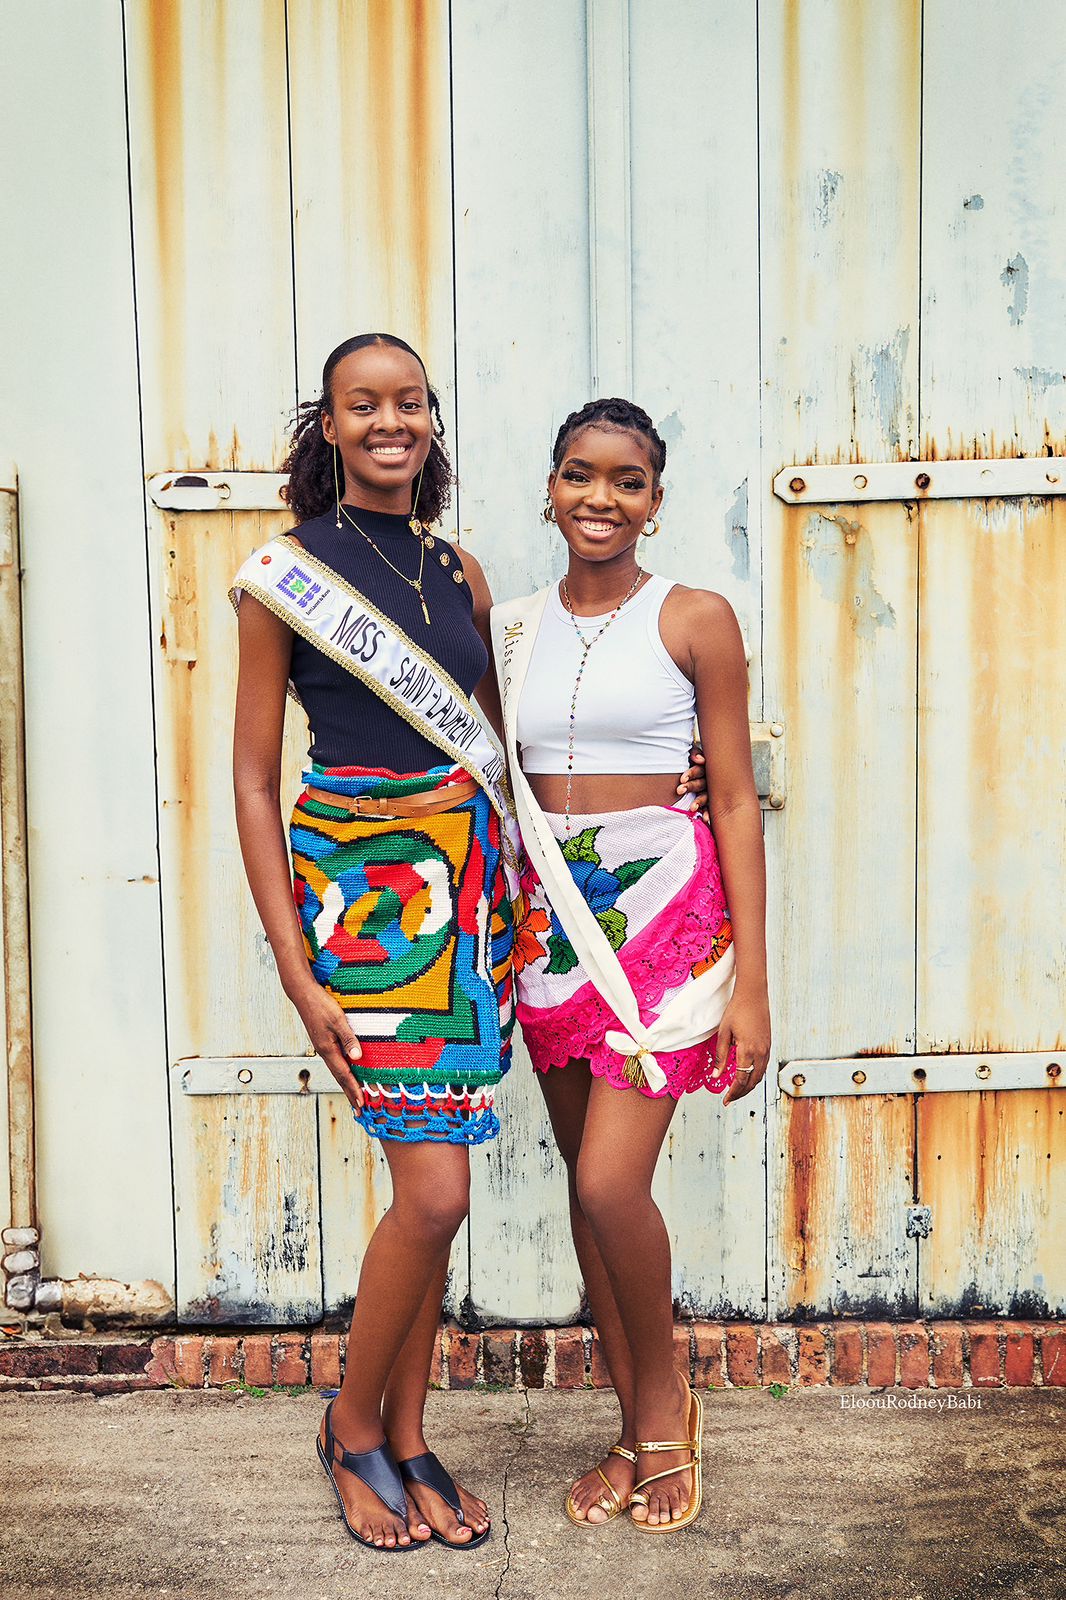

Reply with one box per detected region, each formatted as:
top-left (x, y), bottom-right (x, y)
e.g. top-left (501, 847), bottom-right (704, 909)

top-left (289, 763), bottom-right (515, 1144)
top-left (513, 802), bottom-right (738, 1099)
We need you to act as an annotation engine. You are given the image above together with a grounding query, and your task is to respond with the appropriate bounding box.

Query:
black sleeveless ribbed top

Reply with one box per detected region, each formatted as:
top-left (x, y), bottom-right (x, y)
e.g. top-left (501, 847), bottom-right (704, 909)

top-left (286, 507), bottom-right (488, 771)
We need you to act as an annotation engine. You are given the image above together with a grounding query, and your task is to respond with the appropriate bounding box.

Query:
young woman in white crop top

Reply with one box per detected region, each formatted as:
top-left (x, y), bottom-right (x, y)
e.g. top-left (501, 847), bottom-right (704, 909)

top-left (494, 398), bottom-right (770, 1536)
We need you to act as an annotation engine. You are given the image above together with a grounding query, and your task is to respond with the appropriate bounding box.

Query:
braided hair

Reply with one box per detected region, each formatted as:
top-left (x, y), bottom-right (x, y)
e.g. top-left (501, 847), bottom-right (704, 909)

top-left (281, 333), bottom-right (453, 526)
top-left (551, 397), bottom-right (667, 483)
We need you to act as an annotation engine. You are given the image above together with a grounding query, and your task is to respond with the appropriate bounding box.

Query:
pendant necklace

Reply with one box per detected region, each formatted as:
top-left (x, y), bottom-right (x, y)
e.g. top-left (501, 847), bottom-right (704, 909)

top-left (334, 449), bottom-right (435, 625)
top-left (559, 568), bottom-right (646, 836)
top-left (338, 503), bottom-right (432, 625)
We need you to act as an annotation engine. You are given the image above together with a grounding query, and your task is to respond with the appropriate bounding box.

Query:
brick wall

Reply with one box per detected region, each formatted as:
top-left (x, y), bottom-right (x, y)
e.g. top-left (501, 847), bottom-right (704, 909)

top-left (1, 1321), bottom-right (1062, 1394)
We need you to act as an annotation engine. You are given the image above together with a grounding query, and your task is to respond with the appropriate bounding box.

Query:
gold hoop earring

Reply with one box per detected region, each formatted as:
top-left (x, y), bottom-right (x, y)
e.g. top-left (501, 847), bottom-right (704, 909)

top-left (643, 515), bottom-right (661, 538)
top-left (332, 440), bottom-right (342, 528)
top-left (543, 497), bottom-right (557, 524)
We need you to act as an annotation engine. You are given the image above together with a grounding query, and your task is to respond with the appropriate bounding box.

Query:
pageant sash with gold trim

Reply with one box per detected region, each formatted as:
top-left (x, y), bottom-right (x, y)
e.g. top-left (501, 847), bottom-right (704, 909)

top-left (231, 536), bottom-right (521, 890)
top-left (490, 586), bottom-right (735, 1093)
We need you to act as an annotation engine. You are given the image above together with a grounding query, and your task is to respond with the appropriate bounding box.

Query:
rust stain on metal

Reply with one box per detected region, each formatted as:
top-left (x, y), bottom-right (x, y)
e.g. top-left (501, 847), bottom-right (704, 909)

top-left (776, 1), bottom-right (921, 465)
top-left (916, 489), bottom-right (1065, 1057)
top-left (845, 1098), bottom-right (902, 1242)
top-left (0, 489), bottom-right (35, 1228)
top-left (159, 505), bottom-right (306, 1057)
top-left (918, 1091), bottom-right (1066, 1312)
top-left (144, 0), bottom-right (191, 467)
top-left (162, 513), bottom-right (205, 1038)
top-left (783, 1096), bottom-right (819, 1282)
top-left (921, 427), bottom-right (1066, 462)
top-left (362, 0), bottom-right (445, 347)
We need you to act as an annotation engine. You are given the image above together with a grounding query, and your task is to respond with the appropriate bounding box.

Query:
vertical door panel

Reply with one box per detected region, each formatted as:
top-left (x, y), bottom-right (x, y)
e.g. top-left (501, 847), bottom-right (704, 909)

top-left (920, 0), bottom-right (1066, 458)
top-left (631, 0), bottom-right (766, 1316)
top-left (654, 1098), bottom-right (767, 1320)
top-left (917, 0), bottom-right (1066, 1051)
top-left (126, 1), bottom-right (306, 1319)
top-left (914, 4), bottom-right (1066, 1313)
top-left (127, 0), bottom-right (301, 1054)
top-left (171, 1070), bottom-right (322, 1323)
top-left (777, 1095), bottom-right (916, 1317)
top-left (450, 0), bottom-right (592, 604)
top-left (286, 1), bottom-right (466, 1311)
top-left (0, 5), bottom-right (171, 1283)
top-left (287, 0), bottom-right (458, 528)
top-left (916, 498), bottom-right (1066, 1052)
top-left (318, 1095), bottom-right (392, 1319)
top-left (453, 0), bottom-right (593, 1322)
top-left (759, 0), bottom-right (922, 1315)
top-left (125, 0), bottom-right (296, 470)
top-left (156, 509), bottom-right (308, 1058)
top-left (918, 1091), bottom-right (1066, 1316)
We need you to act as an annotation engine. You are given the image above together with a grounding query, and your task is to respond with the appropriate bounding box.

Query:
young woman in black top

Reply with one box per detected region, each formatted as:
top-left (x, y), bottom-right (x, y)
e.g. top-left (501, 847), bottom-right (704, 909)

top-left (233, 333), bottom-right (707, 1552)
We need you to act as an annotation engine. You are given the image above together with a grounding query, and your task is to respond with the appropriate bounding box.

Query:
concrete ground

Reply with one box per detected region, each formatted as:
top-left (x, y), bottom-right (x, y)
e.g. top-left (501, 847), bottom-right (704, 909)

top-left (2, 1386), bottom-right (1063, 1600)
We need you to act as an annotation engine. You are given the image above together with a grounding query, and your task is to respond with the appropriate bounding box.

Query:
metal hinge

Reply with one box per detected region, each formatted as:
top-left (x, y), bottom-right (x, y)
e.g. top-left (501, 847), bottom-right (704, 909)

top-left (779, 1051), bottom-right (1063, 1098)
top-left (773, 457), bottom-right (1066, 505)
top-left (148, 472), bottom-right (290, 511)
top-left (750, 721), bottom-right (786, 810)
top-left (178, 1056), bottom-right (335, 1094)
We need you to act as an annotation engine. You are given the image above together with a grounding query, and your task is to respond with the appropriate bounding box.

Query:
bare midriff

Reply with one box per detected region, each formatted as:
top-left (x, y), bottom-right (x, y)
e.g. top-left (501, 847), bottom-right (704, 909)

top-left (525, 771), bottom-right (683, 815)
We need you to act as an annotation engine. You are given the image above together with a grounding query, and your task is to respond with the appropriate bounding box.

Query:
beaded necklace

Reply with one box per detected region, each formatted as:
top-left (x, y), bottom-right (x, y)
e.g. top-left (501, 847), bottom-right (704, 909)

top-left (558, 568), bottom-right (647, 836)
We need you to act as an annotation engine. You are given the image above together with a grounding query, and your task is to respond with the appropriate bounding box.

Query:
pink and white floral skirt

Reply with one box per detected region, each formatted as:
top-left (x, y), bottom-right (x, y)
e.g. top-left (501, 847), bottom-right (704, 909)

top-left (513, 802), bottom-right (738, 1099)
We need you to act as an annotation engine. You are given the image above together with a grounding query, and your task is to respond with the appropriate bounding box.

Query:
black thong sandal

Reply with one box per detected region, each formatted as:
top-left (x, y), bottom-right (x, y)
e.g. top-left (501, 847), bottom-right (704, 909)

top-left (397, 1450), bottom-right (492, 1550)
top-left (316, 1401), bottom-right (415, 1552)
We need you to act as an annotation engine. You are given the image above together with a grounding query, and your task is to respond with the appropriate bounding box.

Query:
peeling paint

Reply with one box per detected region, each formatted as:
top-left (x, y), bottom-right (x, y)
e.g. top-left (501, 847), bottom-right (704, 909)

top-left (852, 327), bottom-right (912, 454)
top-left (656, 407), bottom-right (684, 451)
top-left (1014, 365), bottom-right (1065, 392)
top-left (815, 168), bottom-right (842, 226)
top-left (726, 479), bottom-right (749, 581)
top-left (801, 512), bottom-right (897, 638)
top-left (962, 193), bottom-right (984, 210)
top-left (1000, 252), bottom-right (1029, 325)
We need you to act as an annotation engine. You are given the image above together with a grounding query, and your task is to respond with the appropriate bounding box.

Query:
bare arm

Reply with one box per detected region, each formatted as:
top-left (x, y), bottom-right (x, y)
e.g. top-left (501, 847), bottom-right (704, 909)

top-left (669, 588), bottom-right (772, 1106)
top-left (456, 543), bottom-right (504, 740)
top-left (233, 594), bottom-right (364, 1108)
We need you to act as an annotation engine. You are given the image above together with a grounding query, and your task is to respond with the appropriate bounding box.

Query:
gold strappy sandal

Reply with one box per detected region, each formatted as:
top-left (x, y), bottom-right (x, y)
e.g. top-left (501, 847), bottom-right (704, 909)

top-left (629, 1381), bottom-right (703, 1534)
top-left (564, 1444), bottom-right (638, 1526)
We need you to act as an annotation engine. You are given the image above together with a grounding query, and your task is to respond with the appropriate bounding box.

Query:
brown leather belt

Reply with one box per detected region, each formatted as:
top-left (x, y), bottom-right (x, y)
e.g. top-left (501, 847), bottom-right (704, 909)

top-left (303, 778), bottom-right (479, 818)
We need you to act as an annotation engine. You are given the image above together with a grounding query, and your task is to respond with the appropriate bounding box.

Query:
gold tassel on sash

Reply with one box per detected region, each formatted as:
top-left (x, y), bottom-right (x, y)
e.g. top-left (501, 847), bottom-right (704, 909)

top-left (620, 1049), bottom-right (650, 1090)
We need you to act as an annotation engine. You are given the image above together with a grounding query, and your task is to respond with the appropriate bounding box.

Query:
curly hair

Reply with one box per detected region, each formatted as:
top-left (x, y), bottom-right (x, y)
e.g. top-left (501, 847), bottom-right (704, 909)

top-left (281, 333), bottom-right (453, 526)
top-left (551, 396), bottom-right (667, 483)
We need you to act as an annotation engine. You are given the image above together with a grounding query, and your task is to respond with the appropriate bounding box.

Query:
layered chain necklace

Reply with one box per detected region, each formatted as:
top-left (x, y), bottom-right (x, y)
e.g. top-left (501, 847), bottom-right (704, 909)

top-left (338, 502), bottom-right (433, 626)
top-left (559, 568), bottom-right (647, 835)
top-left (334, 453), bottom-right (446, 626)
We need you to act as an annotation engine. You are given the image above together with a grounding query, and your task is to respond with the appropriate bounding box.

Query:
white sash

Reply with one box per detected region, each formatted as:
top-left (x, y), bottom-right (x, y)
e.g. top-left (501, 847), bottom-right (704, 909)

top-left (231, 536), bottom-right (522, 891)
top-left (490, 585), bottom-right (735, 1093)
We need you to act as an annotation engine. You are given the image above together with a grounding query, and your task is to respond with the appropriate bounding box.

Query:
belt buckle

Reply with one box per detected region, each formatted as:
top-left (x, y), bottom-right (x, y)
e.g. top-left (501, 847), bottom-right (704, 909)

top-left (355, 793), bottom-right (391, 817)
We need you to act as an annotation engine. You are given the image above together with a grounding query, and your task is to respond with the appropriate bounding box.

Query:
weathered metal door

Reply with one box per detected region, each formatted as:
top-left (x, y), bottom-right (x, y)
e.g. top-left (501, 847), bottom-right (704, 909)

top-left (7, 1), bottom-right (1061, 1324)
top-left (125, 0), bottom-right (458, 1322)
top-left (758, 1), bottom-right (1066, 1319)
top-left (149, 0), bottom-right (1064, 1325)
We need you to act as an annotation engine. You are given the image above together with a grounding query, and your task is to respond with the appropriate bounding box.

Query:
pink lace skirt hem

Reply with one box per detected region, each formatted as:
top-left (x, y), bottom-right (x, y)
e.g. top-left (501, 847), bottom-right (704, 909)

top-left (514, 803), bottom-right (738, 1100)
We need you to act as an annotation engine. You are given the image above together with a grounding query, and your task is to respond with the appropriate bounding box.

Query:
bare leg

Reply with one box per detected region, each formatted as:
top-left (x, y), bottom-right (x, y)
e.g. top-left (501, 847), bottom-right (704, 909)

top-left (574, 1077), bottom-right (695, 1527)
top-left (381, 1253), bottom-right (489, 1543)
top-left (319, 1139), bottom-right (470, 1548)
top-left (538, 1061), bottom-right (638, 1521)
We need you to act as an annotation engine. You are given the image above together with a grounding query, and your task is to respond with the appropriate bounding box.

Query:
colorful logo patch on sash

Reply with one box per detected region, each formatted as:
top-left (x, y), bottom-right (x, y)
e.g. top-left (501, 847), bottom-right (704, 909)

top-left (278, 564), bottom-right (322, 610)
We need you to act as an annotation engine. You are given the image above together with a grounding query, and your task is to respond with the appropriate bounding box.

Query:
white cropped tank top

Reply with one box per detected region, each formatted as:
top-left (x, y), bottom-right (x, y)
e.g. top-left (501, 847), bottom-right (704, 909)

top-left (517, 574), bottom-right (696, 774)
